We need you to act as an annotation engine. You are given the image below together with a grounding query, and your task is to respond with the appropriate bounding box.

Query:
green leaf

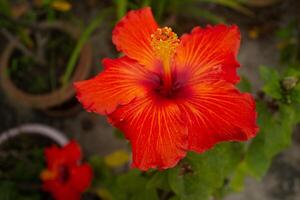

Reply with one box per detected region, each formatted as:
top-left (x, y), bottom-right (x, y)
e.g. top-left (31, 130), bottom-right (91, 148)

top-left (281, 67), bottom-right (300, 104)
top-left (146, 171), bottom-right (170, 190)
top-left (114, 128), bottom-right (125, 140)
top-left (265, 105), bottom-right (296, 155)
top-left (114, 170), bottom-right (159, 200)
top-left (168, 167), bottom-right (186, 198)
top-left (237, 76), bottom-right (252, 92)
top-left (260, 65), bottom-right (282, 99)
top-left (288, 81), bottom-right (300, 103)
top-left (285, 65), bottom-right (300, 78)
top-left (117, 170), bottom-right (145, 192)
top-left (244, 102), bottom-right (297, 179)
top-left (62, 9), bottom-right (113, 86)
top-left (244, 135), bottom-right (271, 178)
top-left (168, 165), bottom-right (212, 200)
top-left (131, 189), bottom-right (159, 200)
top-left (294, 104), bottom-right (300, 123)
top-left (89, 155), bottom-right (114, 186)
top-left (189, 143), bottom-right (244, 186)
top-left (115, 0), bottom-right (128, 20)
top-left (169, 196), bottom-right (181, 200)
top-left (243, 101), bottom-right (272, 178)
top-left (168, 143), bottom-right (243, 200)
top-left (230, 162), bottom-right (248, 192)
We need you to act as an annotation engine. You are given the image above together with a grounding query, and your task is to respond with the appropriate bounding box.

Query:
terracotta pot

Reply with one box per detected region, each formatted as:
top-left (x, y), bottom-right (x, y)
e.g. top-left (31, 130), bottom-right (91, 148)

top-left (245, 0), bottom-right (282, 7)
top-left (0, 21), bottom-right (92, 110)
top-left (42, 96), bottom-right (82, 117)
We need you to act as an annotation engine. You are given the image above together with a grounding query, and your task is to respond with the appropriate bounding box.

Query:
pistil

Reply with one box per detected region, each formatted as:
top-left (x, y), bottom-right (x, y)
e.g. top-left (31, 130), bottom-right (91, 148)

top-left (151, 27), bottom-right (179, 93)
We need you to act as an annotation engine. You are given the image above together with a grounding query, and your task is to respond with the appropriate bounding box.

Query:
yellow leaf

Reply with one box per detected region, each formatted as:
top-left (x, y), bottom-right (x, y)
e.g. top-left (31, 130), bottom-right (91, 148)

top-left (104, 150), bottom-right (130, 168)
top-left (96, 188), bottom-right (113, 200)
top-left (51, 0), bottom-right (72, 12)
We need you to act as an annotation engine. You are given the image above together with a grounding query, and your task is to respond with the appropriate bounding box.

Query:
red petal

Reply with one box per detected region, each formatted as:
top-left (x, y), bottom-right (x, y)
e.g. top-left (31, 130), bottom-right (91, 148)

top-left (45, 141), bottom-right (81, 169)
top-left (74, 56), bottom-right (151, 115)
top-left (45, 145), bottom-right (63, 169)
top-left (108, 95), bottom-right (188, 170)
top-left (69, 164), bottom-right (93, 192)
top-left (112, 7), bottom-right (158, 67)
top-left (42, 180), bottom-right (81, 200)
top-left (179, 81), bottom-right (258, 153)
top-left (62, 140), bottom-right (82, 164)
top-left (175, 25), bottom-right (241, 84)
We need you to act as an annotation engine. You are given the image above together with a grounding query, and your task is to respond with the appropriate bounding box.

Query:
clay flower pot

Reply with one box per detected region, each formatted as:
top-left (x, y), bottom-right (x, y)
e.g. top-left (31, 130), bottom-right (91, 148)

top-left (0, 123), bottom-right (68, 147)
top-left (0, 21), bottom-right (92, 111)
top-left (0, 124), bottom-right (69, 199)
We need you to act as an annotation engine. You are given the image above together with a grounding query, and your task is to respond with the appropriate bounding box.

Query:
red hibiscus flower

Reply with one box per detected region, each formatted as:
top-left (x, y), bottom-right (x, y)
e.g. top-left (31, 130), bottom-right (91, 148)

top-left (74, 7), bottom-right (258, 170)
top-left (40, 141), bottom-right (93, 200)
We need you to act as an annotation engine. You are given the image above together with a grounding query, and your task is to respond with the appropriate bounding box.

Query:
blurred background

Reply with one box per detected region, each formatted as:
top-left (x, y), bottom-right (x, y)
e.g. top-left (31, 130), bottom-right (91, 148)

top-left (0, 0), bottom-right (300, 199)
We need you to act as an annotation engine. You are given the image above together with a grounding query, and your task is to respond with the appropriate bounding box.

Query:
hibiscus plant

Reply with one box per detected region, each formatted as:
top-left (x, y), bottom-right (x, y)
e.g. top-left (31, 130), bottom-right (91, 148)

top-left (73, 7), bottom-right (300, 200)
top-left (1, 2), bottom-right (300, 200)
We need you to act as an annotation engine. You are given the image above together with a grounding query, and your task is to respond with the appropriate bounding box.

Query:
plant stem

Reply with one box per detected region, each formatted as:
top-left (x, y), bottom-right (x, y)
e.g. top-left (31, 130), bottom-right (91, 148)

top-left (116, 0), bottom-right (128, 20)
top-left (61, 9), bottom-right (112, 87)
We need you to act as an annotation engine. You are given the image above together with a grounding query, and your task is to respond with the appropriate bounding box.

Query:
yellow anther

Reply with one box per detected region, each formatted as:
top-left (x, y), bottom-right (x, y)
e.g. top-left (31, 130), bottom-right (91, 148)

top-left (151, 27), bottom-right (179, 60)
top-left (40, 169), bottom-right (56, 181)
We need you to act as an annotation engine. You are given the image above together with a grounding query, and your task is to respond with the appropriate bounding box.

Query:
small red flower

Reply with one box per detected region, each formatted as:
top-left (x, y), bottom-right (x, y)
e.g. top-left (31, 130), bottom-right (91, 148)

top-left (40, 141), bottom-right (93, 200)
top-left (74, 7), bottom-right (258, 170)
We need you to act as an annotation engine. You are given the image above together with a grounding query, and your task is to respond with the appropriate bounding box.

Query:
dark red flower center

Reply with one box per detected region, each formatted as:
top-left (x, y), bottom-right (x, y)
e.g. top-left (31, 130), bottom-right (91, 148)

top-left (58, 165), bottom-right (70, 183)
top-left (154, 74), bottom-right (182, 98)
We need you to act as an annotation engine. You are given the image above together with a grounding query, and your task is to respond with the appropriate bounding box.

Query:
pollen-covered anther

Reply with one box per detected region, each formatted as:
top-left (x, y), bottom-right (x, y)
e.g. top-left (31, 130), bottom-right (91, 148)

top-left (151, 27), bottom-right (179, 59)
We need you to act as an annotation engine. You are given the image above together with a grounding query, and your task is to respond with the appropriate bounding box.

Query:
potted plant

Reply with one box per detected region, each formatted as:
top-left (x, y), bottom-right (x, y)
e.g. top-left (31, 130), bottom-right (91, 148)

top-left (0, 123), bottom-right (68, 199)
top-left (0, 1), bottom-right (93, 117)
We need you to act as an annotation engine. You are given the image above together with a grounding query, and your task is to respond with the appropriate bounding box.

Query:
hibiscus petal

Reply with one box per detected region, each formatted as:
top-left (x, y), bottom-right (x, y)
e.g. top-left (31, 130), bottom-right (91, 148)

top-left (44, 145), bottom-right (61, 168)
top-left (179, 81), bottom-right (258, 152)
top-left (108, 95), bottom-right (188, 170)
top-left (175, 25), bottom-right (241, 84)
top-left (74, 57), bottom-right (151, 115)
top-left (69, 164), bottom-right (93, 192)
top-left (112, 7), bottom-right (158, 67)
top-left (62, 141), bottom-right (82, 164)
top-left (45, 141), bottom-right (81, 168)
top-left (42, 180), bottom-right (81, 200)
